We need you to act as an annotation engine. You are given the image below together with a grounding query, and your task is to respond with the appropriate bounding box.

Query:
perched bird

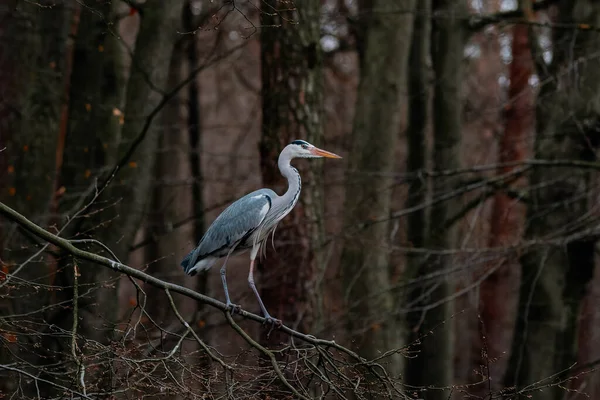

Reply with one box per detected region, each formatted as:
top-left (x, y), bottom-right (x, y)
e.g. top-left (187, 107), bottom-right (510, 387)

top-left (181, 140), bottom-right (341, 324)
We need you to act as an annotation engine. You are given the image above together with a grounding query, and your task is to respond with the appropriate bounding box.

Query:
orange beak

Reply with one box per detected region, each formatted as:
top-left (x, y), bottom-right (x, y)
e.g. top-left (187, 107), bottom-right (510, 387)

top-left (311, 147), bottom-right (342, 159)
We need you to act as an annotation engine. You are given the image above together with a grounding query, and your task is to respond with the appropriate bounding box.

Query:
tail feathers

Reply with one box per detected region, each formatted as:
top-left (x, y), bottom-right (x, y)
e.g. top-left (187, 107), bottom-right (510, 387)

top-left (180, 251), bottom-right (195, 274)
top-left (181, 250), bottom-right (217, 276)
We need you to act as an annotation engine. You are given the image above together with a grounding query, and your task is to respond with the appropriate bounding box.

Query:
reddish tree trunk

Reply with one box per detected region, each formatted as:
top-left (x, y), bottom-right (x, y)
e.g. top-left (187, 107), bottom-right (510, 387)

top-left (477, 22), bottom-right (532, 386)
top-left (47, 3), bottom-right (80, 289)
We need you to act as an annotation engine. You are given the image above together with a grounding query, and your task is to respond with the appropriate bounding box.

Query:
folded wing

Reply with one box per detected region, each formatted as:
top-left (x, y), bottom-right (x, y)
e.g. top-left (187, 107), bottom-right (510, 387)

top-left (181, 189), bottom-right (276, 274)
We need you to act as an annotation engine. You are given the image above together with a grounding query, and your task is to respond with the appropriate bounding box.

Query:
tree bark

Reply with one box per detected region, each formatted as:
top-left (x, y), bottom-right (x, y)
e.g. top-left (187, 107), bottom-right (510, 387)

top-left (340, 0), bottom-right (415, 377)
top-left (404, 1), bottom-right (464, 397)
top-left (141, 28), bottom-right (201, 395)
top-left (145, 17), bottom-right (192, 331)
top-left (46, 3), bottom-right (122, 394)
top-left (259, 0), bottom-right (324, 338)
top-left (57, 1), bottom-right (183, 394)
top-left (403, 0), bottom-right (432, 386)
top-left (99, 0), bottom-right (185, 264)
top-left (476, 15), bottom-right (532, 389)
top-left (505, 2), bottom-right (600, 398)
top-left (0, 2), bottom-right (74, 396)
top-left (183, 1), bottom-right (208, 299)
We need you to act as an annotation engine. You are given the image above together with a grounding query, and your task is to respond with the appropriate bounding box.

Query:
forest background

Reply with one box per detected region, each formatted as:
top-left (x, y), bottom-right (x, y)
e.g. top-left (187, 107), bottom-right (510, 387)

top-left (1, 0), bottom-right (600, 399)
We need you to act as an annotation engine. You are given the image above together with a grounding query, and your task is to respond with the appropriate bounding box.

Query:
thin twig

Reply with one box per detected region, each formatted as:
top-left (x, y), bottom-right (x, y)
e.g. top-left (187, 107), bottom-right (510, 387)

top-left (0, 364), bottom-right (91, 399)
top-left (71, 259), bottom-right (86, 396)
top-left (0, 243), bottom-right (48, 289)
top-left (164, 288), bottom-right (231, 371)
top-left (224, 311), bottom-right (310, 400)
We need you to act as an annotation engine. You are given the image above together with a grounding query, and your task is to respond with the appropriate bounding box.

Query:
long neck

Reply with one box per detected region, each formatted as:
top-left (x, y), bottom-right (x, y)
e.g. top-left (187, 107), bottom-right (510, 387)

top-left (276, 150), bottom-right (302, 213)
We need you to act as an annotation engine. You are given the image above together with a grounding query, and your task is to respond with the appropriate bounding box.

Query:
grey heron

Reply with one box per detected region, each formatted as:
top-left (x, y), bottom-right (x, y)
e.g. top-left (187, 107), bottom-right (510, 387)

top-left (181, 140), bottom-right (341, 324)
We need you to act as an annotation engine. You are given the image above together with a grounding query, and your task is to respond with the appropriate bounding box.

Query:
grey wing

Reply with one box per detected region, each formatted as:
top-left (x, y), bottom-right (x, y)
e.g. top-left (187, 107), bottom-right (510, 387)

top-left (194, 188), bottom-right (276, 259)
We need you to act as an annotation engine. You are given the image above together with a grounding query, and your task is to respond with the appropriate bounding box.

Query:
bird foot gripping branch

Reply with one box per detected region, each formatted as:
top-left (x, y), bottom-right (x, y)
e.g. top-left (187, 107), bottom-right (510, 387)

top-left (225, 302), bottom-right (241, 315)
top-left (264, 316), bottom-right (283, 338)
top-left (180, 140), bottom-right (341, 325)
top-left (264, 317), bottom-right (282, 328)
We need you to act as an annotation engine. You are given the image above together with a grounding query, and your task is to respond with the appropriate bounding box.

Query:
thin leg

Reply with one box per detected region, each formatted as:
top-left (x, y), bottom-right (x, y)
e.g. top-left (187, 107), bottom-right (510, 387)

top-left (248, 258), bottom-right (281, 325)
top-left (220, 252), bottom-right (240, 313)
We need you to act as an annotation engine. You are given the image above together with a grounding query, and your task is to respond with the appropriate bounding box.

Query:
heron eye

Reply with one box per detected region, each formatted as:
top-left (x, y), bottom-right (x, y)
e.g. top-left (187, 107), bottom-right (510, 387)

top-left (301, 144), bottom-right (308, 149)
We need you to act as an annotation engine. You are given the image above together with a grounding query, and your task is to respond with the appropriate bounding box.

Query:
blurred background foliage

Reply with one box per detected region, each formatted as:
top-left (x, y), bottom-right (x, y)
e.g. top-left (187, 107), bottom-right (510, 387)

top-left (1, 0), bottom-right (600, 398)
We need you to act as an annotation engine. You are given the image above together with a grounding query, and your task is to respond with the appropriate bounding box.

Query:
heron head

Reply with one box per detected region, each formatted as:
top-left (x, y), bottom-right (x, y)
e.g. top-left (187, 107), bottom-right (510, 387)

top-left (287, 140), bottom-right (342, 159)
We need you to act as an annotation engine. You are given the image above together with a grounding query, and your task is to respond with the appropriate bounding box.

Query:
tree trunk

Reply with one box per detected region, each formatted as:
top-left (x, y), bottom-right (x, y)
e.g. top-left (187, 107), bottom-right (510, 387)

top-left (41, 2), bottom-right (125, 395)
top-left (403, 0), bottom-right (432, 386)
top-left (259, 0), bottom-right (324, 338)
top-left (0, 2), bottom-right (74, 396)
top-left (99, 0), bottom-right (185, 264)
top-left (404, 1), bottom-right (464, 397)
top-left (56, 1), bottom-right (183, 394)
top-left (476, 17), bottom-right (532, 390)
top-left (340, 0), bottom-right (415, 377)
top-left (0, 3), bottom-right (70, 222)
top-left (183, 0), bottom-right (208, 300)
top-left (505, 2), bottom-right (600, 398)
top-left (144, 16), bottom-right (189, 325)
top-left (141, 28), bottom-right (200, 394)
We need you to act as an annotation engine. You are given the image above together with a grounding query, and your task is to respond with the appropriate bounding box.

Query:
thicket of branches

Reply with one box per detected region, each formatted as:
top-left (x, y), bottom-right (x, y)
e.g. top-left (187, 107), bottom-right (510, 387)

top-left (2, 0), bottom-right (600, 399)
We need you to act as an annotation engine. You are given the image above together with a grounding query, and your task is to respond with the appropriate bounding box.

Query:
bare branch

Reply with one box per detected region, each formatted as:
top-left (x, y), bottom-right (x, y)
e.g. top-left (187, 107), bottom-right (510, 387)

top-left (224, 312), bottom-right (310, 400)
top-left (0, 200), bottom-right (372, 366)
top-left (0, 364), bottom-right (92, 399)
top-left (164, 288), bottom-right (231, 371)
top-left (70, 260), bottom-right (87, 396)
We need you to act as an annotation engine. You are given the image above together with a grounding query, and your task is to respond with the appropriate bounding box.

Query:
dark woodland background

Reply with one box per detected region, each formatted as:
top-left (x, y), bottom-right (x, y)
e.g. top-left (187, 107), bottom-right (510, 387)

top-left (1, 0), bottom-right (600, 399)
